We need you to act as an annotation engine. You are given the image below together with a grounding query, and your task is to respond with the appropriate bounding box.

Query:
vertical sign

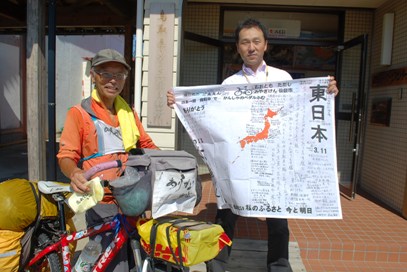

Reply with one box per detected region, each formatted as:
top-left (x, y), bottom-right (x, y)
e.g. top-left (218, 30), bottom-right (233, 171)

top-left (82, 60), bottom-right (92, 98)
top-left (147, 3), bottom-right (174, 128)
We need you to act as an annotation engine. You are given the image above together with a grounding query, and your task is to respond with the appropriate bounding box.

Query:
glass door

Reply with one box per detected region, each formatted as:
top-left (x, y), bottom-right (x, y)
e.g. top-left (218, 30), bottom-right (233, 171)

top-left (335, 35), bottom-right (368, 199)
top-left (180, 31), bottom-right (223, 174)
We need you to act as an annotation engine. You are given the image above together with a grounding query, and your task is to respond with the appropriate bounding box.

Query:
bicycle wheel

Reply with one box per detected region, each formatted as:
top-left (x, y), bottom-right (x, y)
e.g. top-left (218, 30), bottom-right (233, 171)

top-left (27, 233), bottom-right (62, 272)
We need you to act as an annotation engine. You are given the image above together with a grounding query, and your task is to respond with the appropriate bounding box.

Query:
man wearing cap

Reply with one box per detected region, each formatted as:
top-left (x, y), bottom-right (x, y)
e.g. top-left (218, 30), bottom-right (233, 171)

top-left (58, 48), bottom-right (157, 271)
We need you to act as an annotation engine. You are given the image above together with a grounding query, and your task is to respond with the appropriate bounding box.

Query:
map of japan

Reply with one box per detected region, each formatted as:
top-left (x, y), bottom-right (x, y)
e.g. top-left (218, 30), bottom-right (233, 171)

top-left (239, 108), bottom-right (278, 149)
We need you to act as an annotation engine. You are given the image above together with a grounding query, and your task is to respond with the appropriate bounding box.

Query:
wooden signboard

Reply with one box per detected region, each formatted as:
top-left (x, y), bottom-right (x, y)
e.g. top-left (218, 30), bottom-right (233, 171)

top-left (147, 2), bottom-right (174, 128)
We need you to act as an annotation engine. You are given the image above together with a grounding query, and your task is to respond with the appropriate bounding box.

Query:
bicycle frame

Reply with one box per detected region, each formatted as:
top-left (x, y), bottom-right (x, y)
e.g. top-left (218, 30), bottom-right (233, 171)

top-left (26, 160), bottom-right (144, 272)
top-left (25, 158), bottom-right (201, 272)
top-left (27, 214), bottom-right (136, 271)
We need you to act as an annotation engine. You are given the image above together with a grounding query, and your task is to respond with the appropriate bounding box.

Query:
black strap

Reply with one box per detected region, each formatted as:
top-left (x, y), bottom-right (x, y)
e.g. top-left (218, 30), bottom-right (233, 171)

top-left (166, 224), bottom-right (182, 269)
top-left (29, 182), bottom-right (41, 224)
top-left (164, 218), bottom-right (192, 270)
top-left (19, 182), bottom-right (42, 270)
top-left (149, 217), bottom-right (179, 259)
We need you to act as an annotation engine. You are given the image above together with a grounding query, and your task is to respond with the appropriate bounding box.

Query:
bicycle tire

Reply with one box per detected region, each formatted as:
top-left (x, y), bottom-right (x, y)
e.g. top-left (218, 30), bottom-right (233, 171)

top-left (27, 233), bottom-right (62, 272)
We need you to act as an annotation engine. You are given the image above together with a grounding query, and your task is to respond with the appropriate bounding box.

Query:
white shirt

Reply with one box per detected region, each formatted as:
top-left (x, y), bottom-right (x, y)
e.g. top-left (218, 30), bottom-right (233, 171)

top-left (93, 118), bottom-right (125, 155)
top-left (222, 61), bottom-right (292, 85)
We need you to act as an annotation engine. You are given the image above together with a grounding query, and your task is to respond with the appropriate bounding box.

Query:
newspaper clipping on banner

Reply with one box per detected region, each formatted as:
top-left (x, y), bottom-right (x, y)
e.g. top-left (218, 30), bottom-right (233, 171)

top-left (173, 77), bottom-right (342, 219)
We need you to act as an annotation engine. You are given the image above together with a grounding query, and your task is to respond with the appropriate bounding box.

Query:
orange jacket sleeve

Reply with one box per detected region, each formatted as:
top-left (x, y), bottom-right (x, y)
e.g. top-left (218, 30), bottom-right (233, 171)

top-left (57, 107), bottom-right (87, 165)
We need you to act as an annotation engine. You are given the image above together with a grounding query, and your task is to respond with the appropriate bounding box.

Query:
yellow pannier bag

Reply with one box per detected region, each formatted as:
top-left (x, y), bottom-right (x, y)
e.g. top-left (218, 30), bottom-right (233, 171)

top-left (136, 217), bottom-right (232, 267)
top-left (0, 229), bottom-right (25, 272)
top-left (0, 178), bottom-right (73, 231)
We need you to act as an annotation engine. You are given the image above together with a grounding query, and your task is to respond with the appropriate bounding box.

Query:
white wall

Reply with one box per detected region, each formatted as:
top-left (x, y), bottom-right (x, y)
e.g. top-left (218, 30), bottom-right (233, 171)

top-left (0, 35), bottom-right (22, 130)
top-left (360, 0), bottom-right (407, 213)
top-left (54, 35), bottom-right (124, 132)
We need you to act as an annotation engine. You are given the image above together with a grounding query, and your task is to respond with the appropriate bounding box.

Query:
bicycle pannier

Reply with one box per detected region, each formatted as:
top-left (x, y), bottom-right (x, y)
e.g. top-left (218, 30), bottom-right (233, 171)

top-left (0, 178), bottom-right (73, 231)
top-left (0, 229), bottom-right (25, 272)
top-left (0, 179), bottom-right (38, 231)
top-left (126, 149), bottom-right (202, 218)
top-left (136, 217), bottom-right (232, 268)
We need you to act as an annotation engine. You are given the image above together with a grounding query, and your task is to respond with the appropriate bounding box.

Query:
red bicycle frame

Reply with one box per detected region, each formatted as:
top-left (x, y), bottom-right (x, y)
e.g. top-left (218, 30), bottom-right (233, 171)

top-left (27, 214), bottom-right (133, 271)
top-left (27, 160), bottom-right (137, 272)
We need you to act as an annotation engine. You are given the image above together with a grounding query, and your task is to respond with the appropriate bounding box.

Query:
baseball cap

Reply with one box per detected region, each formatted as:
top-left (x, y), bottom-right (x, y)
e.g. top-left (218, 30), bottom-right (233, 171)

top-left (91, 48), bottom-right (131, 70)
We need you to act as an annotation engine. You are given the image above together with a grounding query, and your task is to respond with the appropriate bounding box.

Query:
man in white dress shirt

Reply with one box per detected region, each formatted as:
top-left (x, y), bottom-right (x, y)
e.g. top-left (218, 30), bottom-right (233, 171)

top-left (167, 18), bottom-right (339, 272)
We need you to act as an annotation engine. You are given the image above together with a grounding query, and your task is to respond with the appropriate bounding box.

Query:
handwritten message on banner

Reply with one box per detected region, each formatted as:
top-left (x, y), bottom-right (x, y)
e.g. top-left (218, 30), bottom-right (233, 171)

top-left (173, 77), bottom-right (342, 219)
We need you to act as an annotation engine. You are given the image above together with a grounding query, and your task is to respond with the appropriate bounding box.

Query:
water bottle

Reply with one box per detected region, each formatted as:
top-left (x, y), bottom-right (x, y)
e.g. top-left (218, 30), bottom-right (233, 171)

top-left (74, 235), bottom-right (103, 272)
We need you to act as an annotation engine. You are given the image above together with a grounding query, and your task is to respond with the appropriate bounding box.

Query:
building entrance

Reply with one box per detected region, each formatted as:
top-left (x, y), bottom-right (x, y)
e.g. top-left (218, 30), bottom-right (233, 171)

top-left (180, 6), bottom-right (368, 194)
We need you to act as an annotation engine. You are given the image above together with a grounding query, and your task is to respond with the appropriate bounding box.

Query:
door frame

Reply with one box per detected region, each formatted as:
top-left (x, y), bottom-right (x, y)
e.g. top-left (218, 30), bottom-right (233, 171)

top-left (335, 34), bottom-right (368, 199)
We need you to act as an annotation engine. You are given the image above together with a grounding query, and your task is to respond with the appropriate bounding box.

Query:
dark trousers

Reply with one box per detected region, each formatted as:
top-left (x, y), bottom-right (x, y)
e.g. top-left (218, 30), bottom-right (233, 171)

top-left (207, 209), bottom-right (290, 272)
top-left (266, 217), bottom-right (289, 264)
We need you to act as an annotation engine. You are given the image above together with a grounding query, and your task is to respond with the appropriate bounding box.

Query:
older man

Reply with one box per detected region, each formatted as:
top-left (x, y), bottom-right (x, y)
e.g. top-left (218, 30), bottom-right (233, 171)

top-left (58, 48), bottom-right (157, 271)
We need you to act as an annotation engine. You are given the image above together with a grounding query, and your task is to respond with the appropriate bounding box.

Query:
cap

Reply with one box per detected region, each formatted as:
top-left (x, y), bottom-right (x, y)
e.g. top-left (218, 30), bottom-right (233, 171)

top-left (91, 49), bottom-right (131, 70)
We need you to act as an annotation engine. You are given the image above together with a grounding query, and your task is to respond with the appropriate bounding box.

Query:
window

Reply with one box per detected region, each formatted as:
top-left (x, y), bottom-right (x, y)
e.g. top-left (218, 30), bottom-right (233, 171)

top-left (221, 9), bottom-right (341, 80)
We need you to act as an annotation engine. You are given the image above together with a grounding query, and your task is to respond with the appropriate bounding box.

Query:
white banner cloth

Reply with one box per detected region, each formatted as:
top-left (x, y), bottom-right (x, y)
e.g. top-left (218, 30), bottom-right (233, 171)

top-left (173, 77), bottom-right (342, 219)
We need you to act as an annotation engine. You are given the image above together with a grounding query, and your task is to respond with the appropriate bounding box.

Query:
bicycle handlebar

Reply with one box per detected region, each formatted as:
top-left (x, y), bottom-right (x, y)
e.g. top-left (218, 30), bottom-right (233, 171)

top-left (83, 160), bottom-right (122, 180)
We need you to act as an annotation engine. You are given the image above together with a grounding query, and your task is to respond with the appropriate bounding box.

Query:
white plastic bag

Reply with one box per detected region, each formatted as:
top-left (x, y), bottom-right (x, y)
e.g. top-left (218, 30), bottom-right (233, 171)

top-left (67, 177), bottom-right (104, 213)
